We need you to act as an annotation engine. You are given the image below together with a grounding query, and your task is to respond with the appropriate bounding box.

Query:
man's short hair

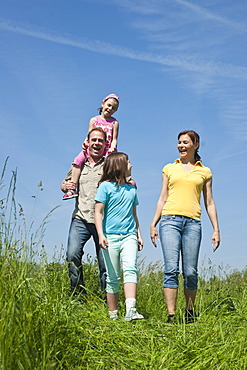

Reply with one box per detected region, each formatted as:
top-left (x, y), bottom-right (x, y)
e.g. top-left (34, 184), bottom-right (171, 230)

top-left (87, 127), bottom-right (107, 142)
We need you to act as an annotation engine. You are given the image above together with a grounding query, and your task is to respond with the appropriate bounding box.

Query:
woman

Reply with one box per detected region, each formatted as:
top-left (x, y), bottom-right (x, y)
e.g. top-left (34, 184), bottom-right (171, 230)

top-left (150, 130), bottom-right (220, 323)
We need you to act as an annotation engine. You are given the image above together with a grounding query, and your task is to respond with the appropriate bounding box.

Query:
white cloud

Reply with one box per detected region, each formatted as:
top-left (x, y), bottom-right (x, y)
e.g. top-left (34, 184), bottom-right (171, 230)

top-left (174, 0), bottom-right (246, 32)
top-left (1, 18), bottom-right (247, 81)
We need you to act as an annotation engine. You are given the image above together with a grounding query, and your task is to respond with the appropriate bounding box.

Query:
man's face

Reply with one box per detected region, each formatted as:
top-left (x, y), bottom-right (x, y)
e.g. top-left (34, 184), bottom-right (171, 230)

top-left (88, 130), bottom-right (106, 159)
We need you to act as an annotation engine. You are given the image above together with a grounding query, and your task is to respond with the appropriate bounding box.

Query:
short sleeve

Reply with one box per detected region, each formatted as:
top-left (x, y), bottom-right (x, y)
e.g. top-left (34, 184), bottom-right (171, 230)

top-left (95, 182), bottom-right (108, 204)
top-left (205, 167), bottom-right (212, 181)
top-left (133, 192), bottom-right (139, 207)
top-left (162, 164), bottom-right (170, 176)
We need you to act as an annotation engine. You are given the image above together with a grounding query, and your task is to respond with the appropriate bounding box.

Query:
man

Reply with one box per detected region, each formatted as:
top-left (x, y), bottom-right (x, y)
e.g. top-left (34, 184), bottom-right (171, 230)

top-left (61, 128), bottom-right (107, 297)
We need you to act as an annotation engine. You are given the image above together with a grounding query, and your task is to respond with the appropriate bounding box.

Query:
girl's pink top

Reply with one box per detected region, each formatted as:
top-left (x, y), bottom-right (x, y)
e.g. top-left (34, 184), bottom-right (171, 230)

top-left (93, 115), bottom-right (116, 151)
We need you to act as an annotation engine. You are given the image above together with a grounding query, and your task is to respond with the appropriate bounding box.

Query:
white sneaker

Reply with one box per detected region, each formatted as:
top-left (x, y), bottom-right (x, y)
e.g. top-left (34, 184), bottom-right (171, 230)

top-left (109, 310), bottom-right (118, 320)
top-left (124, 308), bottom-right (144, 322)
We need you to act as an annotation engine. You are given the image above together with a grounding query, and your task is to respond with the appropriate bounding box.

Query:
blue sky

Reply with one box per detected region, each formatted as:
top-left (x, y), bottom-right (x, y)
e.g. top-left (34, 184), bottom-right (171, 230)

top-left (1, 0), bottom-right (247, 272)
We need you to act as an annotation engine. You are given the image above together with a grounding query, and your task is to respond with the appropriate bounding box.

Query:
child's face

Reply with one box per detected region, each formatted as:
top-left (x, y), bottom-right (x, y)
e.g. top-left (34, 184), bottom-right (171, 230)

top-left (126, 159), bottom-right (132, 177)
top-left (101, 98), bottom-right (119, 118)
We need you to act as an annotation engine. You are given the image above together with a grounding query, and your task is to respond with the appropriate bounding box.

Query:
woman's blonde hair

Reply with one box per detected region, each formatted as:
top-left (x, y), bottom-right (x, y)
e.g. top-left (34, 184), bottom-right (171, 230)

top-left (99, 152), bottom-right (128, 187)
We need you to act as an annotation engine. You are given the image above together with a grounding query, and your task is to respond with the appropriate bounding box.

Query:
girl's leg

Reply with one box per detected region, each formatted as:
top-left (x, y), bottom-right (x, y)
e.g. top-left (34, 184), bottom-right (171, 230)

top-left (72, 149), bottom-right (88, 167)
top-left (63, 150), bottom-right (89, 200)
top-left (71, 165), bottom-right (81, 187)
top-left (71, 149), bottom-right (89, 188)
top-left (102, 235), bottom-right (121, 315)
top-left (120, 234), bottom-right (144, 321)
top-left (124, 282), bottom-right (136, 299)
top-left (107, 292), bottom-right (119, 311)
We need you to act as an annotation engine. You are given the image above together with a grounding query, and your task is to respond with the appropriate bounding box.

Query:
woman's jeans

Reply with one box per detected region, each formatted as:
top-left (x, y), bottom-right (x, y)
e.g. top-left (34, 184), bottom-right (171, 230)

top-left (102, 233), bottom-right (138, 294)
top-left (159, 215), bottom-right (202, 290)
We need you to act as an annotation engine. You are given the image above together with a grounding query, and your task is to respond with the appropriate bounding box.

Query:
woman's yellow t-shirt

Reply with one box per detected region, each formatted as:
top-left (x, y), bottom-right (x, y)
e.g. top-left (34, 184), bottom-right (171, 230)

top-left (162, 159), bottom-right (212, 220)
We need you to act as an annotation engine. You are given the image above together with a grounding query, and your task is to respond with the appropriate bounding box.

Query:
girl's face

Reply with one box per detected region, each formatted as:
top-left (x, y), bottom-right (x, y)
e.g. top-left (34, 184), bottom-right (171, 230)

top-left (177, 134), bottom-right (198, 160)
top-left (101, 98), bottom-right (119, 118)
top-left (126, 159), bottom-right (132, 177)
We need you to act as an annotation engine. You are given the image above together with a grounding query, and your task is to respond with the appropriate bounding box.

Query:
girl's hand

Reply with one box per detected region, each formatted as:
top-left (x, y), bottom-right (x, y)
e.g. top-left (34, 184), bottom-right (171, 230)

top-left (82, 140), bottom-right (89, 151)
top-left (99, 236), bottom-right (109, 250)
top-left (212, 230), bottom-right (220, 252)
top-left (127, 178), bottom-right (137, 188)
top-left (150, 225), bottom-right (159, 247)
top-left (138, 238), bottom-right (144, 251)
top-left (108, 147), bottom-right (116, 154)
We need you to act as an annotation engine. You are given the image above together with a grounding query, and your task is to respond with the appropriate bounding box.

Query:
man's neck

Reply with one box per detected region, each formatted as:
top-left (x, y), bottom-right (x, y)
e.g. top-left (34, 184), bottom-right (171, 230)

top-left (88, 155), bottom-right (103, 166)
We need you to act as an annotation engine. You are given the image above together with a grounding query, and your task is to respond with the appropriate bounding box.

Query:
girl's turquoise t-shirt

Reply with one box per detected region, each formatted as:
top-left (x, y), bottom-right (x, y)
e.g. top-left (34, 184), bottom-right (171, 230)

top-left (95, 181), bottom-right (138, 234)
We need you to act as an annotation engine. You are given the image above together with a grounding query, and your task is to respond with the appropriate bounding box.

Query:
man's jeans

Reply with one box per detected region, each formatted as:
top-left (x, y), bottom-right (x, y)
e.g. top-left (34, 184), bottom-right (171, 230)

top-left (66, 218), bottom-right (106, 294)
top-left (159, 215), bottom-right (202, 290)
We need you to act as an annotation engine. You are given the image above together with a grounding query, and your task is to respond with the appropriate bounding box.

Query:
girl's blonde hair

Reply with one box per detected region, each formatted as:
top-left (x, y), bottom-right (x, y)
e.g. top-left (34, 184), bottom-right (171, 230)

top-left (99, 152), bottom-right (128, 187)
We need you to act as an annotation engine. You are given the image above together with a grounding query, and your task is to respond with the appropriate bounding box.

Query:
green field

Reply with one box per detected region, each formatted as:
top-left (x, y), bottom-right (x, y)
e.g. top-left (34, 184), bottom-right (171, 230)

top-left (1, 162), bottom-right (246, 369)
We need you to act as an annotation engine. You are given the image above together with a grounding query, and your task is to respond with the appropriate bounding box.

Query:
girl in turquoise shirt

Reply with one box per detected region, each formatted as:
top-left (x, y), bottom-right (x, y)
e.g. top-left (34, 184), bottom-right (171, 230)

top-left (94, 152), bottom-right (144, 321)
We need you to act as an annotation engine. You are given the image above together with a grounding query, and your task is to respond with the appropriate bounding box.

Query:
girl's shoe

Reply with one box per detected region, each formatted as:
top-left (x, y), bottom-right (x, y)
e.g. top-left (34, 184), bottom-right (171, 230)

top-left (63, 189), bottom-right (78, 200)
top-left (109, 310), bottom-right (118, 320)
top-left (124, 308), bottom-right (144, 322)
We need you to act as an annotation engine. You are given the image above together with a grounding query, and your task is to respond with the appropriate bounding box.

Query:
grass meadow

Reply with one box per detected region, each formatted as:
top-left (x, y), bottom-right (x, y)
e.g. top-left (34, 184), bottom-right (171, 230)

top-left (0, 160), bottom-right (246, 369)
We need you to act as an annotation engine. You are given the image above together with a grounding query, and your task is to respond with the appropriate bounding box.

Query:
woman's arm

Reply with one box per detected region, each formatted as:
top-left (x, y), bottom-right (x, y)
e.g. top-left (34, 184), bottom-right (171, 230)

top-left (203, 178), bottom-right (220, 252)
top-left (108, 120), bottom-right (119, 152)
top-left (133, 206), bottom-right (143, 251)
top-left (94, 201), bottom-right (108, 249)
top-left (150, 173), bottom-right (169, 247)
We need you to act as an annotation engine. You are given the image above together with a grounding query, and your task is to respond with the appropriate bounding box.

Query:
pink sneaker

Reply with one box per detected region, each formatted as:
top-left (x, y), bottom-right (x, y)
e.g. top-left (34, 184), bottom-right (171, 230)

top-left (63, 189), bottom-right (78, 200)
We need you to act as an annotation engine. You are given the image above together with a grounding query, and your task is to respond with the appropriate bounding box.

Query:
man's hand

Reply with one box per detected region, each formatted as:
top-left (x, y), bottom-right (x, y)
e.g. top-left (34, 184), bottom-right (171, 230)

top-left (61, 180), bottom-right (76, 193)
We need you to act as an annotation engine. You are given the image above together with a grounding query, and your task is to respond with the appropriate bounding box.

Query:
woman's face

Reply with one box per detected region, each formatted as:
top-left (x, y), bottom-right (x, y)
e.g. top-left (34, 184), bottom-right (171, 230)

top-left (177, 134), bottom-right (198, 159)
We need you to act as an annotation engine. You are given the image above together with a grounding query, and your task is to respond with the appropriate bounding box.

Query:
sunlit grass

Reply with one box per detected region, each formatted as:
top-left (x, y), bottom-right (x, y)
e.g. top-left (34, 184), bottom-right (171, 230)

top-left (0, 160), bottom-right (246, 369)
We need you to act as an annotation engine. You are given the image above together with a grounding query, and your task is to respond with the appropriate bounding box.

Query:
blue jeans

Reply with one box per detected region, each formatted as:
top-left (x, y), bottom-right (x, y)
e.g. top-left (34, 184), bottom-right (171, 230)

top-left (102, 233), bottom-right (138, 294)
top-left (159, 215), bottom-right (202, 290)
top-left (66, 218), bottom-right (106, 294)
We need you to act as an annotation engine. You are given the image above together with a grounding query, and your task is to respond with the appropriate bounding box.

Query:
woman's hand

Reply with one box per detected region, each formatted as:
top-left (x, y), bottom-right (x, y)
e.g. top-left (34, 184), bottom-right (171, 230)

top-left (99, 236), bottom-right (109, 250)
top-left (138, 237), bottom-right (144, 251)
top-left (212, 230), bottom-right (220, 252)
top-left (150, 225), bottom-right (159, 247)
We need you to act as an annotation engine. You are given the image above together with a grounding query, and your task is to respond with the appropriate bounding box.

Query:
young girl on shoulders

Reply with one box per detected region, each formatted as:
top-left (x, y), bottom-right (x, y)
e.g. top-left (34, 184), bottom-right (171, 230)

top-left (63, 94), bottom-right (120, 200)
top-left (94, 152), bottom-right (144, 321)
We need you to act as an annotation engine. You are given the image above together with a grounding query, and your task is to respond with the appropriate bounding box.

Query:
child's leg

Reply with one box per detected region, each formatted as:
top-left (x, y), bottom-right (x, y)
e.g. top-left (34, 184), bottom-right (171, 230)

top-left (72, 150), bottom-right (88, 167)
top-left (124, 283), bottom-right (137, 300)
top-left (63, 150), bottom-right (89, 200)
top-left (102, 235), bottom-right (121, 314)
top-left (71, 165), bottom-right (81, 187)
top-left (107, 292), bottom-right (119, 311)
top-left (120, 233), bottom-right (144, 320)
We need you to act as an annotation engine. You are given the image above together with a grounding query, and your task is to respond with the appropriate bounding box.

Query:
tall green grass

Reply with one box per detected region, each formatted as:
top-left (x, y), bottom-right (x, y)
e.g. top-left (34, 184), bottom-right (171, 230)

top-left (0, 160), bottom-right (246, 369)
